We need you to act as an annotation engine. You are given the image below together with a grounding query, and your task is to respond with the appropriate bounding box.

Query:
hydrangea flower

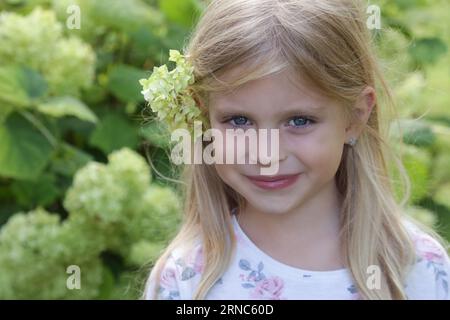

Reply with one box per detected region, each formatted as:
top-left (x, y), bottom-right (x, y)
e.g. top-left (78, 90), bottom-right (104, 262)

top-left (0, 8), bottom-right (95, 97)
top-left (139, 50), bottom-right (208, 136)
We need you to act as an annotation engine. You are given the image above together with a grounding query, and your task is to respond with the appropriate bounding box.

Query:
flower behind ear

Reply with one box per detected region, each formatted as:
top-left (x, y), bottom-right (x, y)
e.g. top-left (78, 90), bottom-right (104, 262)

top-left (139, 50), bottom-right (208, 136)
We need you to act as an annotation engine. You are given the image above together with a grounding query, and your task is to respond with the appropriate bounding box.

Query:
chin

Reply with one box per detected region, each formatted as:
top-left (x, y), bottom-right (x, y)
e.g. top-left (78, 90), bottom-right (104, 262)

top-left (245, 196), bottom-right (300, 216)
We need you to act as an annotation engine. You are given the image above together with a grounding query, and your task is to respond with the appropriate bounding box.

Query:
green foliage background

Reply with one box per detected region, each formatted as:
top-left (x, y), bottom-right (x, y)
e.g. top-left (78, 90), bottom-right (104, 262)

top-left (0, 0), bottom-right (448, 299)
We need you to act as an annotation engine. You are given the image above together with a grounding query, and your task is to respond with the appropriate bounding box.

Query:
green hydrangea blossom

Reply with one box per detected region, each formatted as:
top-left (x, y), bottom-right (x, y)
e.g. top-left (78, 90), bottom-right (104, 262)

top-left (127, 240), bottom-right (166, 267)
top-left (0, 208), bottom-right (104, 299)
top-left (139, 50), bottom-right (208, 136)
top-left (0, 8), bottom-right (95, 96)
top-left (0, 148), bottom-right (181, 299)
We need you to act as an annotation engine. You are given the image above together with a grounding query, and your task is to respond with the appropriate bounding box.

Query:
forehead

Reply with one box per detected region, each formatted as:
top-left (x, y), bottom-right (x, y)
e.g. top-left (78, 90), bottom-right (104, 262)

top-left (210, 69), bottom-right (335, 115)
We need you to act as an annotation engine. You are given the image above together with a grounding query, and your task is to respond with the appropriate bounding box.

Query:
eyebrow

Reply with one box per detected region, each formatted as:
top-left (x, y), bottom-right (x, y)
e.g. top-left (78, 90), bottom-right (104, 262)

top-left (213, 104), bottom-right (326, 118)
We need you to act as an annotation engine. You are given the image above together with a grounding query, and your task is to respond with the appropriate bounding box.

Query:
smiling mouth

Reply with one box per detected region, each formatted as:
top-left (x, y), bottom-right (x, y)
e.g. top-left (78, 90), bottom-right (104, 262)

top-left (245, 173), bottom-right (301, 190)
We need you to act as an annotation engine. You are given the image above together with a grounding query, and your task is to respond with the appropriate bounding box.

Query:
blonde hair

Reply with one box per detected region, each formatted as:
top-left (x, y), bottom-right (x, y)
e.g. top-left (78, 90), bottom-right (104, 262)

top-left (143, 0), bottom-right (447, 300)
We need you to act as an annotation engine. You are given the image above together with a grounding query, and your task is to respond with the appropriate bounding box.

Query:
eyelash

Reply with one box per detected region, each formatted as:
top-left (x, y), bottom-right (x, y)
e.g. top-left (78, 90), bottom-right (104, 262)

top-left (223, 115), bottom-right (316, 129)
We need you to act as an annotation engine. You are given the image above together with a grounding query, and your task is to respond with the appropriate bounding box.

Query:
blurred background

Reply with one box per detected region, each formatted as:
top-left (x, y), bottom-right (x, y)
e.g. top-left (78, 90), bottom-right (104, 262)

top-left (0, 0), bottom-right (448, 299)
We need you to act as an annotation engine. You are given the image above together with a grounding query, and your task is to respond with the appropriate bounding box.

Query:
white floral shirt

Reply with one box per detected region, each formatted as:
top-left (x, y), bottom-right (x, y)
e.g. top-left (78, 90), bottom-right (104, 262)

top-left (146, 213), bottom-right (450, 300)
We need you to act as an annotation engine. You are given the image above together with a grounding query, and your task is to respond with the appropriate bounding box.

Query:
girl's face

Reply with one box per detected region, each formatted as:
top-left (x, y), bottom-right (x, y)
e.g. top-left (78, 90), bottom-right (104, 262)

top-left (209, 69), bottom-right (354, 215)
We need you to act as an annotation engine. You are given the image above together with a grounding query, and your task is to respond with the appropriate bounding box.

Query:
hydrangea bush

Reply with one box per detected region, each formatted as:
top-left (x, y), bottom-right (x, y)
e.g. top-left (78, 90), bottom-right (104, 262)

top-left (0, 148), bottom-right (181, 299)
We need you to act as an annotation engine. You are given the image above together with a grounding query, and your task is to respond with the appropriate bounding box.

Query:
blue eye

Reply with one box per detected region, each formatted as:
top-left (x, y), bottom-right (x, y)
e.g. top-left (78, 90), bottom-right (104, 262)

top-left (224, 115), bottom-right (314, 128)
top-left (229, 116), bottom-right (250, 127)
top-left (288, 116), bottom-right (314, 128)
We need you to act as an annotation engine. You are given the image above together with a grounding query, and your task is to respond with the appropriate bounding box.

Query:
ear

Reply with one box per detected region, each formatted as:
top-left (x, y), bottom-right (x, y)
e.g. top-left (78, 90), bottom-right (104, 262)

top-left (345, 86), bottom-right (376, 141)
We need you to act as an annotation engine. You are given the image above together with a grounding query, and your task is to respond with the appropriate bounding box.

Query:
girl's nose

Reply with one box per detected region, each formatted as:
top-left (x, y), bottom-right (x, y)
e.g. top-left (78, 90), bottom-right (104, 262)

top-left (248, 131), bottom-right (288, 165)
top-left (250, 150), bottom-right (288, 166)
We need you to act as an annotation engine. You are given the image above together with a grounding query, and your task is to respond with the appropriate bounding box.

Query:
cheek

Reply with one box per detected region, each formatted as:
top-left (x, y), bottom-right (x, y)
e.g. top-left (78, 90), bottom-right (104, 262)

top-left (215, 161), bottom-right (253, 198)
top-left (289, 129), bottom-right (344, 175)
top-left (214, 163), bottom-right (238, 187)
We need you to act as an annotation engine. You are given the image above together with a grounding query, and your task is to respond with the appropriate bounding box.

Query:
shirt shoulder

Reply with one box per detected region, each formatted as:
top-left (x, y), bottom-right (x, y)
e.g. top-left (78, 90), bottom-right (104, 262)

top-left (145, 241), bottom-right (204, 300)
top-left (403, 220), bottom-right (450, 299)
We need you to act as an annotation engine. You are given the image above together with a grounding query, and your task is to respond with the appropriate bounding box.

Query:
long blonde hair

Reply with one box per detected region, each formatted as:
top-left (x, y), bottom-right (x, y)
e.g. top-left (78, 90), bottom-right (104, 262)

top-left (144, 0), bottom-right (446, 300)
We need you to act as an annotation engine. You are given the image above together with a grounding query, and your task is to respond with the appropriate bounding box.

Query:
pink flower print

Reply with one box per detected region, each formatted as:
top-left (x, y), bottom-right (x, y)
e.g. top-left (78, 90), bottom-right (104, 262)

top-left (411, 232), bottom-right (449, 298)
top-left (238, 259), bottom-right (286, 299)
top-left (247, 272), bottom-right (257, 282)
top-left (413, 234), bottom-right (445, 264)
top-left (424, 251), bottom-right (444, 263)
top-left (175, 245), bottom-right (204, 281)
top-left (160, 267), bottom-right (178, 291)
top-left (250, 276), bottom-right (285, 300)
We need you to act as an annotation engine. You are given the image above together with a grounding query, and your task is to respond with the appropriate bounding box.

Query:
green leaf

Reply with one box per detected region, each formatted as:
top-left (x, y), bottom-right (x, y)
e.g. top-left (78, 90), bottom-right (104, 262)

top-left (0, 104), bottom-right (15, 124)
top-left (430, 123), bottom-right (450, 152)
top-left (11, 172), bottom-right (61, 208)
top-left (405, 206), bottom-right (437, 228)
top-left (82, 84), bottom-right (108, 105)
top-left (89, 113), bottom-right (140, 154)
top-left (401, 145), bottom-right (431, 204)
top-left (161, 23), bottom-right (191, 52)
top-left (409, 37), bottom-right (448, 66)
top-left (50, 142), bottom-right (93, 177)
top-left (0, 66), bottom-right (31, 108)
top-left (0, 66), bottom-right (48, 122)
top-left (435, 183), bottom-right (450, 211)
top-left (158, 0), bottom-right (202, 28)
top-left (0, 112), bottom-right (54, 180)
top-left (107, 64), bottom-right (149, 103)
top-left (383, 17), bottom-right (413, 39)
top-left (129, 27), bottom-right (166, 65)
top-left (19, 67), bottom-right (48, 100)
top-left (88, 0), bottom-right (164, 33)
top-left (36, 96), bottom-right (98, 123)
top-left (401, 120), bottom-right (436, 147)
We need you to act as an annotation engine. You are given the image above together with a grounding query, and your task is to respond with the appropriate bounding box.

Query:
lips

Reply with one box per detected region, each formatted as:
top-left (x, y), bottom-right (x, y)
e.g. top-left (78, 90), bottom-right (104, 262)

top-left (245, 174), bottom-right (299, 181)
top-left (245, 173), bottom-right (301, 190)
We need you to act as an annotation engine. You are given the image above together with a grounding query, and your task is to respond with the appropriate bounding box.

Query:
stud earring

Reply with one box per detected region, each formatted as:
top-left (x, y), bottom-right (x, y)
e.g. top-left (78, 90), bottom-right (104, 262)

top-left (347, 137), bottom-right (357, 147)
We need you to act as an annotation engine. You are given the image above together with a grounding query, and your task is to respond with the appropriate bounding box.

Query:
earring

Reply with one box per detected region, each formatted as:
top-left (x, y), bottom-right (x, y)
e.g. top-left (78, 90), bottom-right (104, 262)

top-left (347, 137), bottom-right (357, 147)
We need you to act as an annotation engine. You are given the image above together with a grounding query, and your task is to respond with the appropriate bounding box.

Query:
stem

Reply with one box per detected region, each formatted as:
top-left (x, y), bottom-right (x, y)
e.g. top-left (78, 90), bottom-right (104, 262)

top-left (19, 110), bottom-right (58, 148)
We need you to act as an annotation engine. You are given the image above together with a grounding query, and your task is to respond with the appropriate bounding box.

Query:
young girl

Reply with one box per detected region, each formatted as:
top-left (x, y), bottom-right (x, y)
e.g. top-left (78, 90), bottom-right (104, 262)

top-left (143, 0), bottom-right (450, 300)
